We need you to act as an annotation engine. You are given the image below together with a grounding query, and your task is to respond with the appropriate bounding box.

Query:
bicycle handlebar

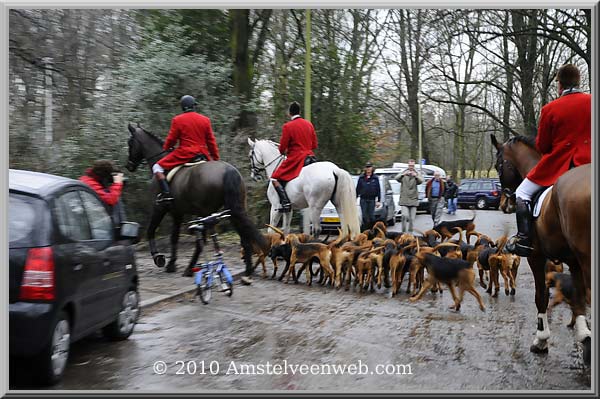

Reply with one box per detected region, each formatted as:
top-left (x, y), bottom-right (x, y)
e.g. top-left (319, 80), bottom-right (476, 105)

top-left (187, 209), bottom-right (232, 231)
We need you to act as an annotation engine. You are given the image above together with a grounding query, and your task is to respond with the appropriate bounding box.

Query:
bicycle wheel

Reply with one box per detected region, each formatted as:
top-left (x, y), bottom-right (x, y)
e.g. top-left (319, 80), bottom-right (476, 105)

top-left (196, 272), bottom-right (213, 305)
top-left (218, 272), bottom-right (233, 297)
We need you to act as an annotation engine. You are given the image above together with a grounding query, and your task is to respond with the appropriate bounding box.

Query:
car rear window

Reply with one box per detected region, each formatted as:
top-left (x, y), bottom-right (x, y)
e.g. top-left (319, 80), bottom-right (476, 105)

top-left (9, 194), bottom-right (45, 247)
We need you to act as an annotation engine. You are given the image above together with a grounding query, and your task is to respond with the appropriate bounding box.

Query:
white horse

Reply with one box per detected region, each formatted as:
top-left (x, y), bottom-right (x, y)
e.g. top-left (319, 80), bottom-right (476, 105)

top-left (247, 138), bottom-right (361, 239)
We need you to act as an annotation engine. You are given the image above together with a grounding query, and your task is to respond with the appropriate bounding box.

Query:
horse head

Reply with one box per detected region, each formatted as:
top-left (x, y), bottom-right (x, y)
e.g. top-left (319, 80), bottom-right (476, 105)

top-left (126, 123), bottom-right (166, 172)
top-left (247, 138), bottom-right (281, 182)
top-left (247, 137), bottom-right (263, 182)
top-left (491, 134), bottom-right (524, 213)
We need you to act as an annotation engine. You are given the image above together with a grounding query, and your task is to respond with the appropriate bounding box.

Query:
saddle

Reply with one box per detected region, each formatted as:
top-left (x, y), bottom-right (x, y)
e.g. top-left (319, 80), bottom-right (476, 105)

top-left (304, 155), bottom-right (318, 166)
top-left (166, 154), bottom-right (208, 183)
top-left (531, 186), bottom-right (552, 219)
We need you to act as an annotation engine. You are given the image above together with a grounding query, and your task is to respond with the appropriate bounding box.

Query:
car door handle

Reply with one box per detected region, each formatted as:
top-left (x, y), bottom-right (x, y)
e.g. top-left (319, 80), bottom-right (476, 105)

top-left (73, 264), bottom-right (83, 271)
top-left (103, 259), bottom-right (111, 267)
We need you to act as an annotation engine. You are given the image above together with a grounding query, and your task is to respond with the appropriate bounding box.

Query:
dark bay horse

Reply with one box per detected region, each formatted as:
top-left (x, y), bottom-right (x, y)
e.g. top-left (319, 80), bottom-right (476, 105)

top-left (125, 123), bottom-right (265, 280)
top-left (491, 134), bottom-right (591, 365)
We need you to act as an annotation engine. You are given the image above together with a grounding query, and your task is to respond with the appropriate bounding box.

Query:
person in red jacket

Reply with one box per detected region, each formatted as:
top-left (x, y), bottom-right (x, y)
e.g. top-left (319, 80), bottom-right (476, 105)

top-left (271, 101), bottom-right (318, 212)
top-left (151, 95), bottom-right (220, 204)
top-left (79, 159), bottom-right (126, 225)
top-left (509, 64), bottom-right (591, 256)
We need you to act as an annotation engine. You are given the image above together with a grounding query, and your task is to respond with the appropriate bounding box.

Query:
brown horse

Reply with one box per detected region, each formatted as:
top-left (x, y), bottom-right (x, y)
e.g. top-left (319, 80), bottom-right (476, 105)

top-left (491, 134), bottom-right (591, 365)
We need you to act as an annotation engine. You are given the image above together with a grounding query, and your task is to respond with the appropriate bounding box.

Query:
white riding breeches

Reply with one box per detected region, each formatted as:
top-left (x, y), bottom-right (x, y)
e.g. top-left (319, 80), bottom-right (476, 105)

top-left (515, 178), bottom-right (543, 201)
top-left (152, 163), bottom-right (164, 174)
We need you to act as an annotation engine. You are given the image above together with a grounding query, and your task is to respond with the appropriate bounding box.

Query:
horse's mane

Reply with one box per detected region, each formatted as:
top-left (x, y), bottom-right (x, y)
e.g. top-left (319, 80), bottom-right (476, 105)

top-left (140, 127), bottom-right (165, 146)
top-left (507, 135), bottom-right (536, 150)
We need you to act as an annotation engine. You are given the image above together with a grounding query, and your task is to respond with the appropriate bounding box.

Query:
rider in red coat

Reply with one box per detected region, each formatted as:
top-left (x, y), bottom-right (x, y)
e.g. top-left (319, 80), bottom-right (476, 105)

top-left (509, 64), bottom-right (592, 256)
top-left (152, 95), bottom-right (220, 204)
top-left (271, 101), bottom-right (318, 212)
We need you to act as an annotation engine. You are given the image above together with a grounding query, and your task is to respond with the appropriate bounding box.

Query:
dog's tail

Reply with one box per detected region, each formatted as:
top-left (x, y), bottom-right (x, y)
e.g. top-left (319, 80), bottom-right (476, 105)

top-left (266, 224), bottom-right (285, 240)
top-left (495, 235), bottom-right (509, 253)
top-left (432, 242), bottom-right (461, 253)
top-left (470, 209), bottom-right (477, 221)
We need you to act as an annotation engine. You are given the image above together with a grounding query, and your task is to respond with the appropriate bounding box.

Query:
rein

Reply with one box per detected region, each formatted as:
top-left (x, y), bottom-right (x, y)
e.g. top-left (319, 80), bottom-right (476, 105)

top-left (250, 145), bottom-right (284, 180)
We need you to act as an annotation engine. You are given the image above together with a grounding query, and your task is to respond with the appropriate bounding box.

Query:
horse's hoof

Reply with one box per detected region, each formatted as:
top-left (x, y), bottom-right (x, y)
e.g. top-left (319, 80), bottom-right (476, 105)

top-left (529, 343), bottom-right (548, 354)
top-left (582, 337), bottom-right (591, 366)
top-left (505, 289), bottom-right (510, 296)
top-left (166, 261), bottom-right (176, 273)
top-left (529, 344), bottom-right (549, 354)
top-left (240, 276), bottom-right (253, 285)
top-left (154, 254), bottom-right (166, 268)
top-left (510, 288), bottom-right (516, 296)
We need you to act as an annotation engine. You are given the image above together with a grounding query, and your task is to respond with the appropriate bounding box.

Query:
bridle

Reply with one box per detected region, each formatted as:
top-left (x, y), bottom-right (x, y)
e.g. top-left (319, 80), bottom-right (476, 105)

top-left (249, 146), bottom-right (284, 181)
top-left (127, 132), bottom-right (170, 171)
top-left (495, 148), bottom-right (518, 200)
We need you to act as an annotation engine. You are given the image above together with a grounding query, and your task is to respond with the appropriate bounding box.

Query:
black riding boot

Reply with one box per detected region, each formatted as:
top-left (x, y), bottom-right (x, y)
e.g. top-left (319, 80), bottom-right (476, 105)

top-left (156, 179), bottom-right (174, 205)
top-left (274, 184), bottom-right (292, 213)
top-left (507, 198), bottom-right (533, 256)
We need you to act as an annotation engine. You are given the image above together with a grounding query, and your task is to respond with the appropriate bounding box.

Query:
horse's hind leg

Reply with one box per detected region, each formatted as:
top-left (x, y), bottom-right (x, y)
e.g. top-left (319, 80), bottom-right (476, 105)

top-left (147, 206), bottom-right (169, 268)
top-left (166, 213), bottom-right (183, 273)
top-left (528, 252), bottom-right (551, 354)
top-left (570, 256), bottom-right (592, 365)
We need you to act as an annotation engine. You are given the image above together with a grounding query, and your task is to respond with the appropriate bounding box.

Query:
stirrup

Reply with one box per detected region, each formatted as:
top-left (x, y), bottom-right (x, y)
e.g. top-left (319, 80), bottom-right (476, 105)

top-left (506, 235), bottom-right (533, 256)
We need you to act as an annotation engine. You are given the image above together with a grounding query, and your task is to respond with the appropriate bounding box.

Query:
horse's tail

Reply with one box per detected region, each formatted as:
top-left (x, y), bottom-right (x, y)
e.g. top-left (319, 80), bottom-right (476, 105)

top-left (332, 168), bottom-right (361, 239)
top-left (223, 166), bottom-right (267, 275)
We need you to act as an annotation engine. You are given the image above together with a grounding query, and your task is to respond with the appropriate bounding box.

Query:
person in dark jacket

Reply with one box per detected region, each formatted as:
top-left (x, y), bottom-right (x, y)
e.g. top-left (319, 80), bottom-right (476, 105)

top-left (425, 171), bottom-right (446, 227)
top-left (445, 176), bottom-right (458, 215)
top-left (356, 162), bottom-right (381, 230)
top-left (79, 159), bottom-right (126, 226)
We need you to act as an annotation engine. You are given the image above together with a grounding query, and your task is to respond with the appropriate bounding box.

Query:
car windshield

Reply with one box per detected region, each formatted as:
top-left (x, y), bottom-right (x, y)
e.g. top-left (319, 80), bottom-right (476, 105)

top-left (9, 194), bottom-right (40, 245)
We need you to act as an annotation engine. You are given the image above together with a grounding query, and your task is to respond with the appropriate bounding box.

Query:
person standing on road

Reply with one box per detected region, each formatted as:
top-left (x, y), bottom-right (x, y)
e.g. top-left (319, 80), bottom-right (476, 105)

top-left (356, 161), bottom-right (381, 230)
top-left (426, 171), bottom-right (446, 227)
top-left (445, 175), bottom-right (458, 215)
top-left (395, 159), bottom-right (423, 233)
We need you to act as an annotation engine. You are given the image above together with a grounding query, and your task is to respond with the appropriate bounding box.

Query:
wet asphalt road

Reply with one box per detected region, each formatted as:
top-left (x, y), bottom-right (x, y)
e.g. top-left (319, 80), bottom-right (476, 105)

top-left (15, 209), bottom-right (592, 391)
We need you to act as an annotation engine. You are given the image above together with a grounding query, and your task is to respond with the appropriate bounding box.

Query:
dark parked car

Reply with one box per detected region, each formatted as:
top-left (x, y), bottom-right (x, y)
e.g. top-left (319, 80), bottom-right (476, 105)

top-left (9, 169), bottom-right (140, 385)
top-left (457, 178), bottom-right (501, 210)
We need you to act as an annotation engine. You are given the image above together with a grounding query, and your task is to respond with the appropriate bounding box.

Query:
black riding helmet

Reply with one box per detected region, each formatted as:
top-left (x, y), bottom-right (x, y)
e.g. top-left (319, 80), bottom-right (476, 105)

top-left (180, 95), bottom-right (197, 112)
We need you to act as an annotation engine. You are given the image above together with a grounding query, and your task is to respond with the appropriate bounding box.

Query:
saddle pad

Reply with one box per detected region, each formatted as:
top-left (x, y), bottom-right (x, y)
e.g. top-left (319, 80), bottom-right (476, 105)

top-left (166, 160), bottom-right (206, 182)
top-left (533, 186), bottom-right (553, 218)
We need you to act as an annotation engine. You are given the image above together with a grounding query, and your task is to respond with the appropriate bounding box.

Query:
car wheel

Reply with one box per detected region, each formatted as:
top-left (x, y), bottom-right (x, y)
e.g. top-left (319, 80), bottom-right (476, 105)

top-left (103, 289), bottom-right (139, 341)
top-left (34, 311), bottom-right (70, 385)
top-left (476, 197), bottom-right (488, 210)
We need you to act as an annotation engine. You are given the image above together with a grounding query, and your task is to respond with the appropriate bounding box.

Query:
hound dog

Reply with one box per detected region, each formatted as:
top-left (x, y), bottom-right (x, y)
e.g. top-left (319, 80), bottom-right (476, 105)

top-left (409, 251), bottom-right (486, 312)
top-left (546, 272), bottom-right (577, 327)
top-left (286, 234), bottom-right (334, 286)
top-left (432, 211), bottom-right (477, 242)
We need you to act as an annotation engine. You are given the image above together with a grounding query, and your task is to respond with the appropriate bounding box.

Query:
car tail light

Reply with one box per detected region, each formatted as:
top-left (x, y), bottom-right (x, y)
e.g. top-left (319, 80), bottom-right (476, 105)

top-left (19, 247), bottom-right (55, 301)
top-left (491, 190), bottom-right (499, 197)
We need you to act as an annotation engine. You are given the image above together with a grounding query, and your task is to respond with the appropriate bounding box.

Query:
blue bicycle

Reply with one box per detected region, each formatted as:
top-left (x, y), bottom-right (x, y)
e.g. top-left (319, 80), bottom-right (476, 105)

top-left (187, 210), bottom-right (234, 305)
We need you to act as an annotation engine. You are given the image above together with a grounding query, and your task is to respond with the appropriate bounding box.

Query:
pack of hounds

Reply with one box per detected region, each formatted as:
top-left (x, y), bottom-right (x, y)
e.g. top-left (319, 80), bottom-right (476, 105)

top-left (247, 214), bottom-right (570, 314)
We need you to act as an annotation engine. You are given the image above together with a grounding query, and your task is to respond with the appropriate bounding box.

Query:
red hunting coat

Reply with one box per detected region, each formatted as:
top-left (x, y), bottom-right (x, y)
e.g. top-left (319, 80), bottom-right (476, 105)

top-left (157, 112), bottom-right (220, 170)
top-left (271, 117), bottom-right (318, 182)
top-left (528, 92), bottom-right (591, 186)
